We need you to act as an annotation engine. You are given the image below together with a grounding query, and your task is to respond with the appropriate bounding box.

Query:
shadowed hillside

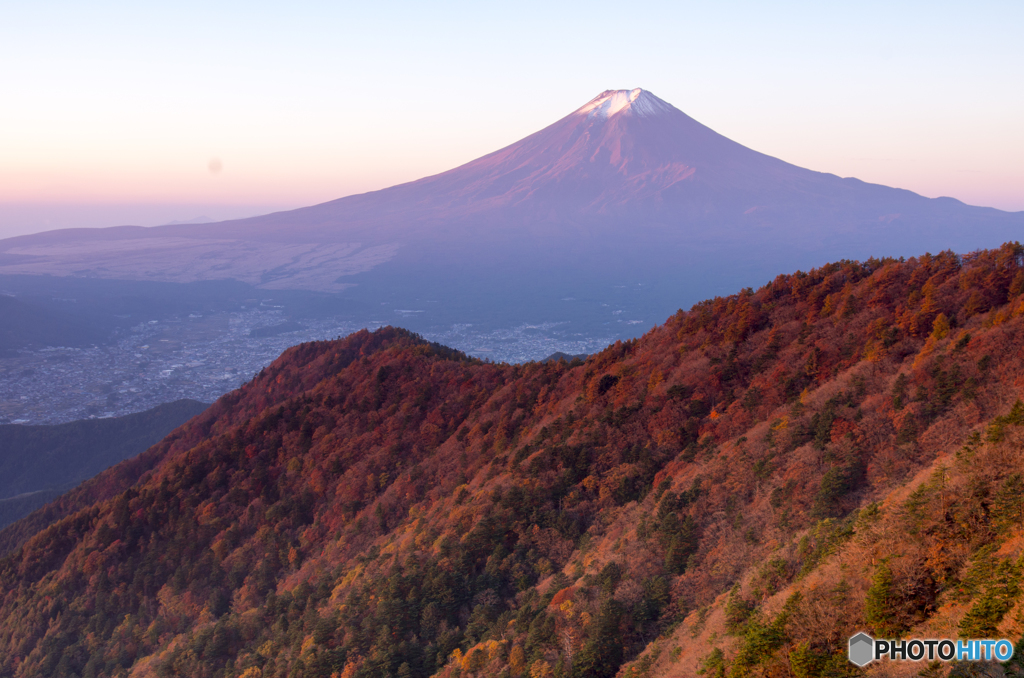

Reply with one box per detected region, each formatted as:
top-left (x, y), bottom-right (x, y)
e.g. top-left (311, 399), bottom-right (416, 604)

top-left (4, 245), bottom-right (1024, 677)
top-left (0, 400), bottom-right (209, 530)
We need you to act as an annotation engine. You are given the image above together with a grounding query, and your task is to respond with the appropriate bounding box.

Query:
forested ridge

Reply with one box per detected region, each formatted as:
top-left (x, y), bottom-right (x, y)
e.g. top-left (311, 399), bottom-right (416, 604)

top-left (5, 244), bottom-right (1024, 677)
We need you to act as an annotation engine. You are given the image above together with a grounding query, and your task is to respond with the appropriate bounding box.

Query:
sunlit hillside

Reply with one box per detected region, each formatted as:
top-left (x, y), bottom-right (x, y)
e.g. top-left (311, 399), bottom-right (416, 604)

top-left (4, 244), bottom-right (1024, 678)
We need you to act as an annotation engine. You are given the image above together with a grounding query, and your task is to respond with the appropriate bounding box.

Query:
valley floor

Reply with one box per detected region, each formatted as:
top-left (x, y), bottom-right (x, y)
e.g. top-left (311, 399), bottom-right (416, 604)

top-left (0, 308), bottom-right (615, 424)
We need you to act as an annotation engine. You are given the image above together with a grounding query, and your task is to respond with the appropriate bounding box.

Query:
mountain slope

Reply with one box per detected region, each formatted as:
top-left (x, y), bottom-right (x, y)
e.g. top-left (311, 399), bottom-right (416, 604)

top-left (1, 90), bottom-right (1020, 324)
top-left (4, 244), bottom-right (1024, 677)
top-left (0, 399), bottom-right (209, 529)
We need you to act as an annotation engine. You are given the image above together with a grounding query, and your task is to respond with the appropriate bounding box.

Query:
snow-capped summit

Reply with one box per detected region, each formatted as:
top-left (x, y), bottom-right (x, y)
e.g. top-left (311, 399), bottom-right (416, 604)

top-left (1, 86), bottom-right (1020, 320)
top-left (576, 88), bottom-right (674, 118)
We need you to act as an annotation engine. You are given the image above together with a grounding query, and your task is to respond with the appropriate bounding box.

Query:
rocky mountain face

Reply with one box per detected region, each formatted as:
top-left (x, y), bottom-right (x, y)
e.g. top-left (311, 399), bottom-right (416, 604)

top-left (3, 244), bottom-right (1024, 677)
top-left (2, 90), bottom-right (1021, 320)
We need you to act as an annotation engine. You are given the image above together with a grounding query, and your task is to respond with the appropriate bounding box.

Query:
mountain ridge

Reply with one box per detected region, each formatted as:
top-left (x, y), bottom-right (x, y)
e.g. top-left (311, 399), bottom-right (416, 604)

top-left (3, 244), bottom-right (1024, 677)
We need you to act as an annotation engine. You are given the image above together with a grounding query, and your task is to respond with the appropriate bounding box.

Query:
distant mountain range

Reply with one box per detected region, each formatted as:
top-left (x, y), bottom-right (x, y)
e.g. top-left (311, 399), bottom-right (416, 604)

top-left (2, 89), bottom-right (1020, 325)
top-left (160, 216), bottom-right (213, 226)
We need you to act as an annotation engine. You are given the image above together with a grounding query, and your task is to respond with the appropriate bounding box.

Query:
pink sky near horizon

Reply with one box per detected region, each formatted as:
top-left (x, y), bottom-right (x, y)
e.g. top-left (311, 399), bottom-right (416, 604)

top-left (2, 1), bottom-right (1021, 238)
top-left (2, 108), bottom-right (1019, 240)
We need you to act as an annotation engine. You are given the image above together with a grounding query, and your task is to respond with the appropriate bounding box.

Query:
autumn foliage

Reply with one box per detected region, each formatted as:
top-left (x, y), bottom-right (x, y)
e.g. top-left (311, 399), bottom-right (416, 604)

top-left (4, 244), bottom-right (1024, 677)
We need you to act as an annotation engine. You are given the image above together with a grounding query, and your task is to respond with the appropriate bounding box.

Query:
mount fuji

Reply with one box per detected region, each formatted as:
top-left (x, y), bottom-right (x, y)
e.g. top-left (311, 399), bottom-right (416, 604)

top-left (2, 89), bottom-right (1021, 329)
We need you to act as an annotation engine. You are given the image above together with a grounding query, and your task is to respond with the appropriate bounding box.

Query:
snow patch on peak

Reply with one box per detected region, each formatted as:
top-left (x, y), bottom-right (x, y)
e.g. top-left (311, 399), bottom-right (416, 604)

top-left (576, 88), bottom-right (673, 119)
top-left (578, 89), bottom-right (641, 117)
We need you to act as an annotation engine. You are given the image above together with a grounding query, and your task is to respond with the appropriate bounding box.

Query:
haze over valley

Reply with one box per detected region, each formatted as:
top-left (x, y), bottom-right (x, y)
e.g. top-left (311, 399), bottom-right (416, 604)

top-left (0, 284), bottom-right (618, 425)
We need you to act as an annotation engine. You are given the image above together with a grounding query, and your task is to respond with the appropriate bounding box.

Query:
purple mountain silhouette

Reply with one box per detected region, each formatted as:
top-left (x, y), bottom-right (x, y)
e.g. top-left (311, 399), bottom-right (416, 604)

top-left (2, 89), bottom-right (1020, 315)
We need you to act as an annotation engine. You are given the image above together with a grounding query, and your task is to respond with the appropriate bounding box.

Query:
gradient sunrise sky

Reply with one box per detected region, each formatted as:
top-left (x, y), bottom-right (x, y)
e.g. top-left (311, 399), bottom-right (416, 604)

top-left (2, 1), bottom-right (1022, 237)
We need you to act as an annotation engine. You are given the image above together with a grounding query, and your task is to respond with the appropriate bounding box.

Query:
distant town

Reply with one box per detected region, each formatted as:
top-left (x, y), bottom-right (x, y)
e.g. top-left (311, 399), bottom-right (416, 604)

top-left (0, 304), bottom-right (617, 424)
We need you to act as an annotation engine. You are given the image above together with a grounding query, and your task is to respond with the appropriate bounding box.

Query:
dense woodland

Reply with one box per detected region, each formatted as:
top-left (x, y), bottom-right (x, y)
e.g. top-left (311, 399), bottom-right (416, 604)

top-left (4, 244), bottom-right (1024, 677)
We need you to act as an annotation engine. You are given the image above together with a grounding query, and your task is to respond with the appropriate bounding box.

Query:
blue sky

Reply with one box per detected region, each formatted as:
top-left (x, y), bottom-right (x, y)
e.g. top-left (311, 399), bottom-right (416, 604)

top-left (2, 0), bottom-right (1022, 236)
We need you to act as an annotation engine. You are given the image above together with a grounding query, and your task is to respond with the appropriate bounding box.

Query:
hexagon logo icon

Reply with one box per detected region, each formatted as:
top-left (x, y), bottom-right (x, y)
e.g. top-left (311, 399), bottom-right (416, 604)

top-left (849, 632), bottom-right (874, 667)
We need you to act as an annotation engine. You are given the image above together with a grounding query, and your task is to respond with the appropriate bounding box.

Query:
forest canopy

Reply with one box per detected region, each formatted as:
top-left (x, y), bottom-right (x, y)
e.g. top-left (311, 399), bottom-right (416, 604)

top-left (3, 244), bottom-right (1024, 677)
